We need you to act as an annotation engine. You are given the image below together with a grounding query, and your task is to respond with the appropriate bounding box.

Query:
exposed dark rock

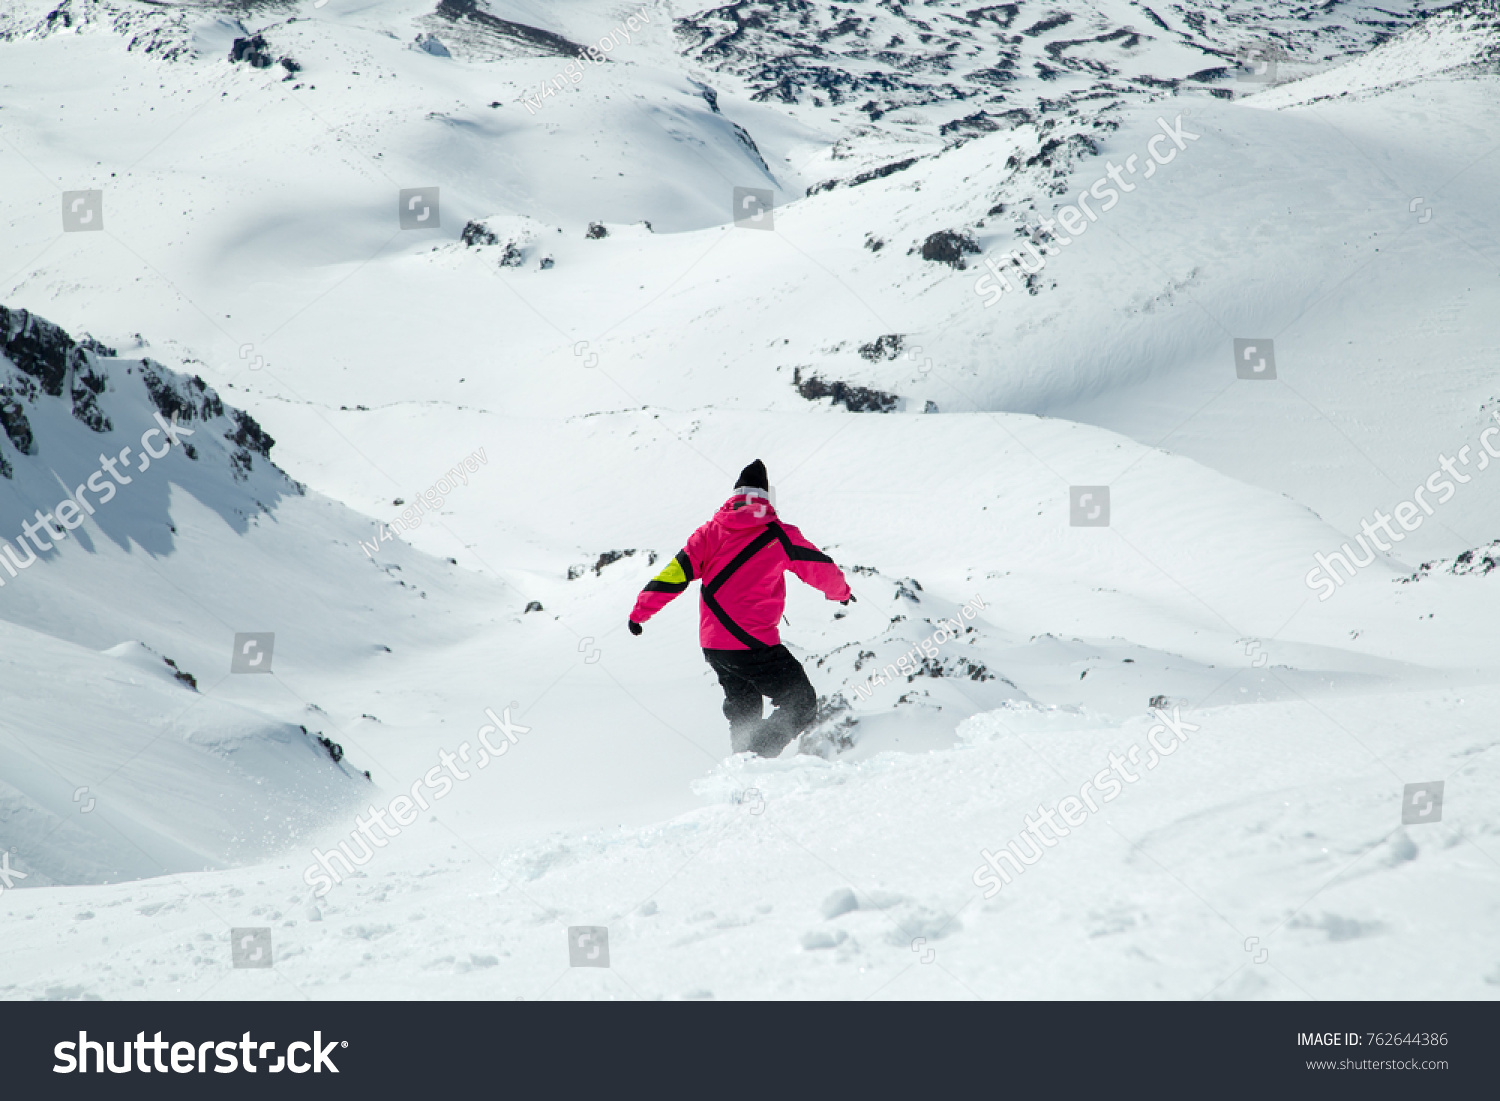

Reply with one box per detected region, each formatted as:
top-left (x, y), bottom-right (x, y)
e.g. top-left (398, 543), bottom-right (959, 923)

top-left (1046, 25), bottom-right (1142, 67)
top-left (1139, 5), bottom-right (1171, 32)
top-left (940, 112), bottom-right (1001, 137)
top-left (78, 335), bottom-right (117, 358)
top-left (304, 726), bottom-right (345, 764)
top-left (1129, 73), bottom-right (1179, 90)
top-left (911, 654), bottom-right (996, 682)
top-left (70, 356), bottom-right (112, 433)
top-left (1022, 12), bottom-right (1073, 37)
top-left (969, 4), bottom-right (1021, 31)
top-left (0, 383), bottom-right (37, 457)
top-left (1, 0), bottom-right (199, 61)
top-left (918, 229), bottom-right (979, 268)
top-left (856, 156), bottom-right (918, 187)
top-left (0, 306), bottom-right (116, 443)
top-left (593, 549), bottom-right (636, 574)
top-left (1452, 547), bottom-right (1500, 574)
top-left (810, 156), bottom-right (919, 196)
top-left (585, 221), bottom-right (608, 239)
top-left (858, 334), bottom-right (904, 361)
top-left (793, 367), bottom-right (900, 413)
top-left (434, 0), bottom-right (590, 58)
top-left (0, 304), bottom-right (75, 395)
top-left (139, 359), bottom-right (225, 425)
top-left (222, 408), bottom-right (275, 480)
top-left (1, 310), bottom-right (297, 484)
top-left (461, 220), bottom-right (499, 247)
top-left (690, 79), bottom-right (721, 113)
top-left (1404, 540), bottom-right (1500, 582)
top-left (729, 121), bottom-right (771, 173)
top-left (229, 33), bottom-right (274, 68)
top-left (162, 656), bottom-right (198, 691)
top-left (70, 383), bottom-right (110, 433)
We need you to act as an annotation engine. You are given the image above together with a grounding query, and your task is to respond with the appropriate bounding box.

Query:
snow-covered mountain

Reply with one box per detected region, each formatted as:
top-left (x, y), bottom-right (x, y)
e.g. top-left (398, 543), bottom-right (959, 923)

top-left (0, 0), bottom-right (1497, 999)
top-left (0, 304), bottom-right (442, 885)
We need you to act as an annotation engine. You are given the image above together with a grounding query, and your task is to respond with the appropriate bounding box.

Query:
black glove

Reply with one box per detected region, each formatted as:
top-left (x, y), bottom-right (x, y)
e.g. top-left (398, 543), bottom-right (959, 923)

top-left (628, 620), bottom-right (643, 636)
top-left (840, 594), bottom-right (856, 605)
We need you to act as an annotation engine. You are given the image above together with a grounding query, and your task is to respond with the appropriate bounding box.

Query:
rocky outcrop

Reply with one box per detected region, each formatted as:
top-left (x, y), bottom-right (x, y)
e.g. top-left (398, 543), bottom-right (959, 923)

top-left (428, 0), bottom-right (590, 60)
top-left (0, 0), bottom-right (197, 61)
top-left (917, 230), bottom-right (979, 268)
top-left (0, 306), bottom-right (113, 434)
top-left (229, 32), bottom-right (273, 68)
top-left (858, 334), bottom-right (905, 361)
top-left (674, 0), bottom-right (1428, 137)
top-left (0, 305), bottom-right (288, 486)
top-left (1404, 540), bottom-right (1500, 582)
top-left (793, 367), bottom-right (900, 413)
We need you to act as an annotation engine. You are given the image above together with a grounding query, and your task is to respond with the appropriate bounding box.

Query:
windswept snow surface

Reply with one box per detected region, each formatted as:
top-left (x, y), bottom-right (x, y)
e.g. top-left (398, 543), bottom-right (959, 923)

top-left (1, 0), bottom-right (1498, 999)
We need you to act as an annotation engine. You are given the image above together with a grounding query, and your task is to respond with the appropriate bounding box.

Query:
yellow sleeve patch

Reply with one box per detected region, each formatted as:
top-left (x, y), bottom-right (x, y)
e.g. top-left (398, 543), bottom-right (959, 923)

top-left (654, 558), bottom-right (688, 586)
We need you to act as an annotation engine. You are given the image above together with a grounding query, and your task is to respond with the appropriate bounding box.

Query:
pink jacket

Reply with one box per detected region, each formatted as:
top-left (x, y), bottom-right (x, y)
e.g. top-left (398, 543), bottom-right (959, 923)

top-left (630, 495), bottom-right (851, 649)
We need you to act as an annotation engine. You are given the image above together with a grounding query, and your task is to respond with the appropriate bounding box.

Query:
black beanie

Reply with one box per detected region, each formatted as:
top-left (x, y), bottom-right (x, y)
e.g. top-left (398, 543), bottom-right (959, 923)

top-left (734, 459), bottom-right (768, 492)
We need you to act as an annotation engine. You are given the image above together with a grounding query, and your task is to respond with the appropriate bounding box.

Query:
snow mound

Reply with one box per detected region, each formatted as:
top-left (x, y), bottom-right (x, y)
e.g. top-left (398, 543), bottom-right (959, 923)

top-left (956, 700), bottom-right (1119, 744)
top-left (0, 621), bottom-right (369, 888)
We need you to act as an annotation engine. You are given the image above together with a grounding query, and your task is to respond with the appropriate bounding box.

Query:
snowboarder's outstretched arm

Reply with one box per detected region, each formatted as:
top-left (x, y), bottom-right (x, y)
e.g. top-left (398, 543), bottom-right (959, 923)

top-left (629, 531), bottom-right (708, 628)
top-left (776, 522), bottom-right (851, 602)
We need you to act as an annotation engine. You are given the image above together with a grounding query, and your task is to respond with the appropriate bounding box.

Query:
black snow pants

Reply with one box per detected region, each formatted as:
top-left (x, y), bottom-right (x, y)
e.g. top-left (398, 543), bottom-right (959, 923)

top-left (703, 644), bottom-right (817, 757)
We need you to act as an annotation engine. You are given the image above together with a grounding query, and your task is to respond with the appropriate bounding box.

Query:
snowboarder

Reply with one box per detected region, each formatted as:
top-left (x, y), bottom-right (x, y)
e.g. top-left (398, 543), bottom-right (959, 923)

top-left (627, 460), bottom-right (854, 757)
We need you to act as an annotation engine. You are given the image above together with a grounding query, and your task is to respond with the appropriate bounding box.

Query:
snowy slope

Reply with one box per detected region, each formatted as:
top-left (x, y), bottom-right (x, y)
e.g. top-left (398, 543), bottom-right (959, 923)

top-left (3, 686), bottom-right (1496, 999)
top-left (0, 625), bottom-right (368, 887)
top-left (0, 0), bottom-right (1497, 1000)
top-left (0, 305), bottom-right (454, 884)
